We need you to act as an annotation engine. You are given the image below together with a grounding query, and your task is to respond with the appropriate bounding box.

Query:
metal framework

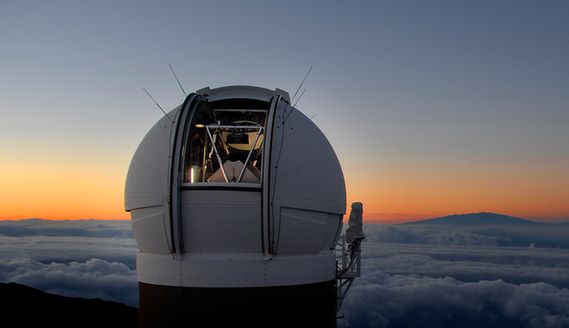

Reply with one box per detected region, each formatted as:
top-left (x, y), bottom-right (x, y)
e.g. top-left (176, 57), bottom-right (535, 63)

top-left (205, 124), bottom-right (264, 183)
top-left (335, 233), bottom-right (363, 313)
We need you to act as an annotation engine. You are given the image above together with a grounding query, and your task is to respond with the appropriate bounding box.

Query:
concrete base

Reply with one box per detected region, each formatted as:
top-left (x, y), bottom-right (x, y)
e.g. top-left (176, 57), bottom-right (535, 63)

top-left (139, 280), bottom-right (337, 328)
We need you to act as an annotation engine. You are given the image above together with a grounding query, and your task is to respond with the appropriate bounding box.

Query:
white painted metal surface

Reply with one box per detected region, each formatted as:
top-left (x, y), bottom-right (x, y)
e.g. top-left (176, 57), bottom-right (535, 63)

top-left (180, 190), bottom-right (262, 253)
top-left (269, 101), bottom-right (346, 255)
top-left (126, 107), bottom-right (180, 254)
top-left (346, 202), bottom-right (365, 243)
top-left (196, 85), bottom-right (290, 103)
top-left (137, 251), bottom-right (335, 288)
top-left (125, 107), bottom-right (180, 211)
top-left (126, 85), bottom-right (346, 288)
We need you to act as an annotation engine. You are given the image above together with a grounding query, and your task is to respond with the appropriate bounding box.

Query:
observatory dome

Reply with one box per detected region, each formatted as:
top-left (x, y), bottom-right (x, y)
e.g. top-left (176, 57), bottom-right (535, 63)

top-left (126, 85), bottom-right (346, 326)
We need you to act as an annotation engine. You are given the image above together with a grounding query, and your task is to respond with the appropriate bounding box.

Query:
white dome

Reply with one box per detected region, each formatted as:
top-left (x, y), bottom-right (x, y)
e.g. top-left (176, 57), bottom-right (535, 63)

top-left (125, 85), bottom-right (346, 287)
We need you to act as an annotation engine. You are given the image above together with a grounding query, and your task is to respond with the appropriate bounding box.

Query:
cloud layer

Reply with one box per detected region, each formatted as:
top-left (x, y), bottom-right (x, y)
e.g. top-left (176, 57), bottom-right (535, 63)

top-left (0, 219), bottom-right (133, 238)
top-left (337, 224), bottom-right (569, 328)
top-left (0, 220), bottom-right (138, 305)
top-left (340, 272), bottom-right (569, 328)
top-left (365, 223), bottom-right (569, 249)
top-left (361, 243), bottom-right (569, 288)
top-left (0, 235), bottom-right (137, 269)
top-left (2, 219), bottom-right (569, 327)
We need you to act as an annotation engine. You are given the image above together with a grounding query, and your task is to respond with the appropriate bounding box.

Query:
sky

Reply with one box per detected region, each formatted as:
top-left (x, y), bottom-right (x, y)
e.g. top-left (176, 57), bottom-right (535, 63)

top-left (1, 0), bottom-right (568, 221)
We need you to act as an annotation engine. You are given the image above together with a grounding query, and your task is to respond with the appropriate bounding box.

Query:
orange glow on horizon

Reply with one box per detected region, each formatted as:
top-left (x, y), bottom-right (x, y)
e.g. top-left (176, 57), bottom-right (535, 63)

top-left (0, 149), bottom-right (130, 220)
top-left (1, 146), bottom-right (568, 222)
top-left (344, 158), bottom-right (569, 224)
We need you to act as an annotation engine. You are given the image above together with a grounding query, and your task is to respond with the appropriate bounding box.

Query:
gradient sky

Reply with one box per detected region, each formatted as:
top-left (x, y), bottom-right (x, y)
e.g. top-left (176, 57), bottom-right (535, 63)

top-left (1, 0), bottom-right (568, 221)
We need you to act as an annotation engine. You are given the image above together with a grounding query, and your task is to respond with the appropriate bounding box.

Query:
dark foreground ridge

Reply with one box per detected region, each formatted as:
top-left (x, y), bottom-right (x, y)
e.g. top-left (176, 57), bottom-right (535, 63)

top-left (0, 282), bottom-right (137, 328)
top-left (406, 212), bottom-right (543, 225)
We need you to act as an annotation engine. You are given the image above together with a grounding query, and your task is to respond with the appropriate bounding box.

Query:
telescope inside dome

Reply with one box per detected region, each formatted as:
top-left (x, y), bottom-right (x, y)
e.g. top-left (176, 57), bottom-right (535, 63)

top-left (183, 99), bottom-right (268, 184)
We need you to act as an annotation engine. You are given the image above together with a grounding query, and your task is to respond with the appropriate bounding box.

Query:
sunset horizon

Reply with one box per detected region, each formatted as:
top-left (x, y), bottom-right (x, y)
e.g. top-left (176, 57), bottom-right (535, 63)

top-left (1, 2), bottom-right (569, 327)
top-left (2, 210), bottom-right (567, 224)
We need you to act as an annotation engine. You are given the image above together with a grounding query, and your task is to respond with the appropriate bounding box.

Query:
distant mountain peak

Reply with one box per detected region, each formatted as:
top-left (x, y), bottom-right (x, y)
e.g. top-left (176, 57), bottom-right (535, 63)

top-left (406, 212), bottom-right (542, 225)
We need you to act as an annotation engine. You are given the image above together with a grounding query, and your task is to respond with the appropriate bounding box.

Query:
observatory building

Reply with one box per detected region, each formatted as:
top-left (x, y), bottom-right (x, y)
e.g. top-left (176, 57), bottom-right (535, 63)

top-left (125, 86), bottom-right (363, 327)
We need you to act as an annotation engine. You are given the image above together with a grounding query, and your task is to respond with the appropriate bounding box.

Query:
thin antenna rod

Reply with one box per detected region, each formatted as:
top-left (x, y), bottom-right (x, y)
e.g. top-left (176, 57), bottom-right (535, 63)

top-left (293, 89), bottom-right (306, 108)
top-left (143, 88), bottom-right (173, 122)
top-left (291, 67), bottom-right (312, 103)
top-left (168, 63), bottom-right (187, 97)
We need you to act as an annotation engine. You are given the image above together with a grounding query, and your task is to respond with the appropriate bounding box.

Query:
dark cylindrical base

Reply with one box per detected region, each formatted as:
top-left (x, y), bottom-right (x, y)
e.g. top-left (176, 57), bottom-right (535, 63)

top-left (139, 281), bottom-right (337, 328)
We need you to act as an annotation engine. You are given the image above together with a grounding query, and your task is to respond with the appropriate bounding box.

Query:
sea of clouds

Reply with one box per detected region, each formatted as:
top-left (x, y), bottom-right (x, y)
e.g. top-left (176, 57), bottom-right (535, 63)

top-left (339, 224), bottom-right (569, 328)
top-left (0, 220), bottom-right (138, 306)
top-left (1, 219), bottom-right (569, 327)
